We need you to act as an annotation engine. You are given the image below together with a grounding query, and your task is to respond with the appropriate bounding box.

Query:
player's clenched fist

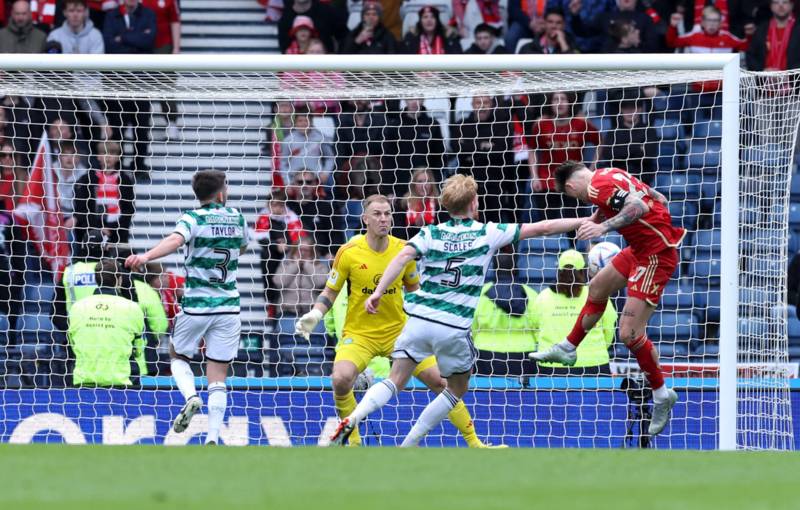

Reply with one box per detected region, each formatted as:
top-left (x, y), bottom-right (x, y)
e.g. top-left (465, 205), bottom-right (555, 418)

top-left (365, 294), bottom-right (382, 314)
top-left (124, 253), bottom-right (149, 270)
top-left (576, 221), bottom-right (607, 241)
top-left (295, 308), bottom-right (323, 340)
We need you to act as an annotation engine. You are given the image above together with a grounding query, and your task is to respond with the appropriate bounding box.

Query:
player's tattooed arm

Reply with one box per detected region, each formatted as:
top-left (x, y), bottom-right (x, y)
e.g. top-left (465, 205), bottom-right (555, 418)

top-left (602, 196), bottom-right (649, 231)
top-left (648, 188), bottom-right (669, 208)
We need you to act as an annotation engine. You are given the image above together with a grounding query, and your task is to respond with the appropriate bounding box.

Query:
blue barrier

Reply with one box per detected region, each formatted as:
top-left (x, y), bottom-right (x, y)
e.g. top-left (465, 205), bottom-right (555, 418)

top-left (1, 381), bottom-right (796, 449)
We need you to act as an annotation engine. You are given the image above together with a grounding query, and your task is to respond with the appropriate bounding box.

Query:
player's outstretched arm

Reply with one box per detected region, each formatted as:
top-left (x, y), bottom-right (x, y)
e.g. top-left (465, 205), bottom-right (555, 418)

top-left (576, 194), bottom-right (650, 240)
top-left (365, 245), bottom-right (417, 314)
top-left (124, 233), bottom-right (185, 270)
top-left (518, 217), bottom-right (588, 241)
top-left (648, 187), bottom-right (669, 208)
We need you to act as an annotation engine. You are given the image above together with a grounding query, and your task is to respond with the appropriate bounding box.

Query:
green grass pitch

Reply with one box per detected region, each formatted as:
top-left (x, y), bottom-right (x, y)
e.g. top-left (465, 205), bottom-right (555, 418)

top-left (0, 445), bottom-right (798, 510)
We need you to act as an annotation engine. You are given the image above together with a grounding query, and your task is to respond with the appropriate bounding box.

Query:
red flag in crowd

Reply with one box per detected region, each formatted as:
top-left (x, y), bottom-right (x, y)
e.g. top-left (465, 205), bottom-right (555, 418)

top-left (13, 133), bottom-right (71, 278)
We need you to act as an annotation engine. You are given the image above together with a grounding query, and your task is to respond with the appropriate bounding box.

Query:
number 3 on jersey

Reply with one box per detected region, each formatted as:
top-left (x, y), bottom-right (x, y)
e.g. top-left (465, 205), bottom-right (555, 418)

top-left (210, 248), bottom-right (231, 283)
top-left (443, 257), bottom-right (466, 288)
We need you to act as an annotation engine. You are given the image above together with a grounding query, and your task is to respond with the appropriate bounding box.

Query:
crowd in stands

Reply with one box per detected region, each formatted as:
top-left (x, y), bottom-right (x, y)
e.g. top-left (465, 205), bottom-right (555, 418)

top-left (0, 0), bottom-right (799, 384)
top-left (268, 0), bottom-right (799, 60)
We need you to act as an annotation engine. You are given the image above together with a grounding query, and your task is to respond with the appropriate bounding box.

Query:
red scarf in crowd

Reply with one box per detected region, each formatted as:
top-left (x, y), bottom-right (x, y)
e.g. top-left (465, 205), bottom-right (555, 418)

top-left (418, 33), bottom-right (445, 54)
top-left (476, 0), bottom-right (501, 24)
top-left (29, 0), bottom-right (56, 27)
top-left (96, 170), bottom-right (121, 222)
top-left (765, 15), bottom-right (796, 71)
top-left (520, 0), bottom-right (546, 19)
top-left (285, 40), bottom-right (307, 54)
top-left (406, 198), bottom-right (437, 226)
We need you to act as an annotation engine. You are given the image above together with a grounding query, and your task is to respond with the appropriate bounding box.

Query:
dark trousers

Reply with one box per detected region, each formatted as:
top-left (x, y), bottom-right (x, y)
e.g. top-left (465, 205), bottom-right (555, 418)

top-left (104, 99), bottom-right (152, 177)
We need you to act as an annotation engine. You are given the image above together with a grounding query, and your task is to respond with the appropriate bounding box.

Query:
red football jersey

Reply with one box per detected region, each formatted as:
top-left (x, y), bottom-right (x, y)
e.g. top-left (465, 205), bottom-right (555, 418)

top-left (588, 167), bottom-right (686, 256)
top-left (528, 116), bottom-right (600, 190)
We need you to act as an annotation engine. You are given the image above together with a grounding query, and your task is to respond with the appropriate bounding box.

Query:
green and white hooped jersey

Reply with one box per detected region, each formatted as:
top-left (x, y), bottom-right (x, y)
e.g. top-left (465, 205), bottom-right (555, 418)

top-left (173, 203), bottom-right (250, 315)
top-left (405, 218), bottom-right (520, 330)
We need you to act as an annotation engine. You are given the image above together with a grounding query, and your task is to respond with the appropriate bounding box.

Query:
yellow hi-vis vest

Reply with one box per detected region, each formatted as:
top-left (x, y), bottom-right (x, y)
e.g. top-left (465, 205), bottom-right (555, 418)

top-left (531, 286), bottom-right (617, 368)
top-left (472, 283), bottom-right (539, 353)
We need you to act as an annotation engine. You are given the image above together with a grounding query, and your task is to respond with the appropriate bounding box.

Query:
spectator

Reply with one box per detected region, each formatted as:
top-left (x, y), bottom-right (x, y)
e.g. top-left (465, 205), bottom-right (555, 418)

top-left (123, 256), bottom-right (169, 377)
top-left (453, 0), bottom-right (505, 47)
top-left (608, 17), bottom-right (643, 52)
top-left (453, 95), bottom-right (519, 224)
top-left (393, 167), bottom-right (441, 239)
top-left (599, 99), bottom-right (657, 185)
top-left (67, 259), bottom-right (144, 386)
top-left (0, 142), bottom-right (25, 202)
top-left (527, 91), bottom-right (599, 219)
top-left (103, 0), bottom-right (155, 179)
top-left (279, 39), bottom-right (343, 115)
top-left (341, 1), bottom-right (397, 54)
top-left (286, 170), bottom-right (346, 255)
top-left (473, 253), bottom-right (539, 376)
top-left (142, 261), bottom-right (184, 327)
top-left (73, 140), bottom-right (135, 246)
top-left (53, 141), bottom-right (88, 230)
top-left (280, 104), bottom-right (334, 185)
top-left (335, 99), bottom-right (389, 181)
top-left (505, 0), bottom-right (547, 52)
top-left (142, 0), bottom-right (181, 140)
top-left (402, 5), bottom-right (462, 53)
top-left (567, 0), bottom-right (662, 53)
top-left (53, 228), bottom-right (107, 336)
top-left (278, 0), bottom-right (347, 53)
top-left (0, 0), bottom-right (47, 53)
top-left (254, 188), bottom-right (304, 318)
top-left (102, 0), bottom-right (156, 54)
top-left (87, 0), bottom-right (119, 31)
top-left (387, 97), bottom-right (444, 197)
top-left (517, 7), bottom-right (576, 53)
top-left (667, 7), bottom-right (750, 94)
top-left (285, 15), bottom-right (318, 53)
top-left (273, 237), bottom-right (329, 318)
top-left (142, 0), bottom-right (179, 53)
top-left (464, 22), bottom-right (507, 53)
top-left (530, 249), bottom-right (616, 375)
top-left (47, 0), bottom-right (105, 54)
top-left (746, 0), bottom-right (799, 71)
top-left (262, 100), bottom-right (296, 187)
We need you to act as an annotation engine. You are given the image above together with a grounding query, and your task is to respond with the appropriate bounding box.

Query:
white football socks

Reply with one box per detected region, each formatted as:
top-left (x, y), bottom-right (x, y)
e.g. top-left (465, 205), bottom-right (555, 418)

top-left (350, 379), bottom-right (397, 422)
top-left (170, 358), bottom-right (197, 401)
top-left (558, 340), bottom-right (577, 352)
top-left (401, 389), bottom-right (459, 447)
top-left (206, 381), bottom-right (227, 444)
top-left (653, 385), bottom-right (670, 403)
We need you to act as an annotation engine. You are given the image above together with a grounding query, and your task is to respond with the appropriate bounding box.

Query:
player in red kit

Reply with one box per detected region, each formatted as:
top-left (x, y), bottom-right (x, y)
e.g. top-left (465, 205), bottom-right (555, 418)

top-left (531, 160), bottom-right (682, 435)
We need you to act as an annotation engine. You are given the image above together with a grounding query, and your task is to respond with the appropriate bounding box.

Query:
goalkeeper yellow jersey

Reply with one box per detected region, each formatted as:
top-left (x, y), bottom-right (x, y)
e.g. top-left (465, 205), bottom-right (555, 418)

top-left (325, 234), bottom-right (419, 343)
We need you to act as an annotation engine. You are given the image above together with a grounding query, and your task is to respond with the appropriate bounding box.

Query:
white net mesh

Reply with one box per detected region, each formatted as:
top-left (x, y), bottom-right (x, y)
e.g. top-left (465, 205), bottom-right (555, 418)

top-left (0, 64), bottom-right (797, 450)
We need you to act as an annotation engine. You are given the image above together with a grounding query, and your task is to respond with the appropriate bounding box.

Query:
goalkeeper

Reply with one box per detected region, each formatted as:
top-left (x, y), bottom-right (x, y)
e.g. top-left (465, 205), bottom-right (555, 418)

top-left (296, 194), bottom-right (498, 448)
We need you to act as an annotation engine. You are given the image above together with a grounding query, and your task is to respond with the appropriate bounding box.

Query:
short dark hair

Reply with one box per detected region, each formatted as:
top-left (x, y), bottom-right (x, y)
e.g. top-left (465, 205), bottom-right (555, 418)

top-left (192, 170), bottom-right (226, 202)
top-left (64, 0), bottom-right (87, 8)
top-left (474, 23), bottom-right (498, 37)
top-left (544, 7), bottom-right (565, 19)
top-left (95, 259), bottom-right (120, 288)
top-left (554, 160), bottom-right (586, 192)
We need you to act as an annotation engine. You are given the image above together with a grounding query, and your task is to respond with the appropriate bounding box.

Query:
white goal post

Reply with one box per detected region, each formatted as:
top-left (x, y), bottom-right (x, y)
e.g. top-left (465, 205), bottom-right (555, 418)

top-left (0, 53), bottom-right (796, 450)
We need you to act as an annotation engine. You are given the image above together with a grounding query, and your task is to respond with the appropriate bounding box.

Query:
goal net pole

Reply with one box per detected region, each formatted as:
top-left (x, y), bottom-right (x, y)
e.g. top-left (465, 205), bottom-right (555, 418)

top-left (718, 56), bottom-right (739, 452)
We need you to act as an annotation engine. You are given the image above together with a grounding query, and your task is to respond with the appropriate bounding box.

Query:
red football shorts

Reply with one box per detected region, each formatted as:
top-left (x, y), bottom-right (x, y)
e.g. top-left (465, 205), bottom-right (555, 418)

top-left (611, 246), bottom-right (679, 306)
